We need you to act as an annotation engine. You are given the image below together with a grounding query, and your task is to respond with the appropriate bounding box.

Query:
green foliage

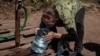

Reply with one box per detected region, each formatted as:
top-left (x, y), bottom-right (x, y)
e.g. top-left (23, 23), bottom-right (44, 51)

top-left (21, 0), bottom-right (100, 12)
top-left (30, 0), bottom-right (43, 11)
top-left (29, 0), bottom-right (55, 12)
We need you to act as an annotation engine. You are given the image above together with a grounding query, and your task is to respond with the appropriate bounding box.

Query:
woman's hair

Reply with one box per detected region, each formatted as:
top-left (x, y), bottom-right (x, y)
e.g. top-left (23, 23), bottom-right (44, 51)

top-left (42, 5), bottom-right (60, 20)
top-left (41, 5), bottom-right (64, 26)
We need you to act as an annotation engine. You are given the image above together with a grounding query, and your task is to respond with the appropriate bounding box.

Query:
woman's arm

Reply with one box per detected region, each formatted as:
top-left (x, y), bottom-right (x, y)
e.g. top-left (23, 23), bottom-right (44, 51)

top-left (45, 28), bottom-right (78, 41)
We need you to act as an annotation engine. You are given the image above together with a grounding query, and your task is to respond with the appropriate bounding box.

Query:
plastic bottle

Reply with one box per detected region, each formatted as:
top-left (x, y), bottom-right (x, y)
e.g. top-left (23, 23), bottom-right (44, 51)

top-left (31, 28), bottom-right (50, 54)
top-left (57, 42), bottom-right (77, 56)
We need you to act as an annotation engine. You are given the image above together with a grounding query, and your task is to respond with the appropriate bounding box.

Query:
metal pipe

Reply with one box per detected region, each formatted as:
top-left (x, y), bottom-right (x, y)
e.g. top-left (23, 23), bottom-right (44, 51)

top-left (15, 0), bottom-right (20, 47)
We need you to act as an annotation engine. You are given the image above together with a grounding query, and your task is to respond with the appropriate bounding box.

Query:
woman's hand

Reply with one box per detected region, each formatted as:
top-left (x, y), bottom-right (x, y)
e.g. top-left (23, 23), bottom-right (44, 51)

top-left (45, 31), bottom-right (54, 41)
top-left (34, 28), bottom-right (40, 35)
top-left (45, 32), bottom-right (62, 41)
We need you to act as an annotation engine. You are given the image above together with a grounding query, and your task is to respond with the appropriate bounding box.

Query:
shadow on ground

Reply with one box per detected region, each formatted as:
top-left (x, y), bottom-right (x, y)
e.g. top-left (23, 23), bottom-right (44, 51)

top-left (83, 42), bottom-right (100, 56)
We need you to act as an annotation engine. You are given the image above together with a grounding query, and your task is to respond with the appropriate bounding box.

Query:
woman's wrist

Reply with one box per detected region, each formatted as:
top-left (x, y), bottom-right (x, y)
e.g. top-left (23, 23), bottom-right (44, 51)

top-left (53, 33), bottom-right (62, 39)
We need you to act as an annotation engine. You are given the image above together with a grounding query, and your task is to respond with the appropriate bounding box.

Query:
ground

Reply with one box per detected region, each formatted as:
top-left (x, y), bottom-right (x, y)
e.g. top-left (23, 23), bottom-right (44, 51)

top-left (0, 2), bottom-right (100, 56)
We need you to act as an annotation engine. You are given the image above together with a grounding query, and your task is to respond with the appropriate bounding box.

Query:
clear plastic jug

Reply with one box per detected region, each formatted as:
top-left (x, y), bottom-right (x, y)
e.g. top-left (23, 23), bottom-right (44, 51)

top-left (31, 28), bottom-right (50, 54)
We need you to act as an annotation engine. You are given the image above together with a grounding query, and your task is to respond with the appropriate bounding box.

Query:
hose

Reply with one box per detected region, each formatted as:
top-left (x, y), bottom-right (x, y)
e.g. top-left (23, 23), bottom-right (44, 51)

top-left (0, 5), bottom-right (28, 39)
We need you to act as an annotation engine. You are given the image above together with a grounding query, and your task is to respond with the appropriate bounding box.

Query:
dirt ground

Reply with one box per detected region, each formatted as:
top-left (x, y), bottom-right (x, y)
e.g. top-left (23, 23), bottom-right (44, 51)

top-left (0, 2), bottom-right (100, 56)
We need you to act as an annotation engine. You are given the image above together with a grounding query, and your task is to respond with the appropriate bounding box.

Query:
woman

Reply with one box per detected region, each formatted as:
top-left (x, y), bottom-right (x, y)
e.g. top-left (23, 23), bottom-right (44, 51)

top-left (35, 0), bottom-right (85, 56)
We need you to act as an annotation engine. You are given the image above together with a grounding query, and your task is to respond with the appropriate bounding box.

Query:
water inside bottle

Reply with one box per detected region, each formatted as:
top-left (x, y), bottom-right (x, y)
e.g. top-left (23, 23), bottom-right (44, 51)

top-left (31, 28), bottom-right (50, 54)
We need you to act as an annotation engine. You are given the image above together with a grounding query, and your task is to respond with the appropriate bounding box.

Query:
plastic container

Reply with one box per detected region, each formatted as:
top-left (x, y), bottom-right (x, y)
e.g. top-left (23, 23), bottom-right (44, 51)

top-left (31, 28), bottom-right (50, 54)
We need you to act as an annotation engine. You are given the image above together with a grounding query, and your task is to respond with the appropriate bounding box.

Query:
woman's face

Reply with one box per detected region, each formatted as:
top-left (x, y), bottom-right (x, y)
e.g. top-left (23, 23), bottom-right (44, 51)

top-left (42, 15), bottom-right (57, 27)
